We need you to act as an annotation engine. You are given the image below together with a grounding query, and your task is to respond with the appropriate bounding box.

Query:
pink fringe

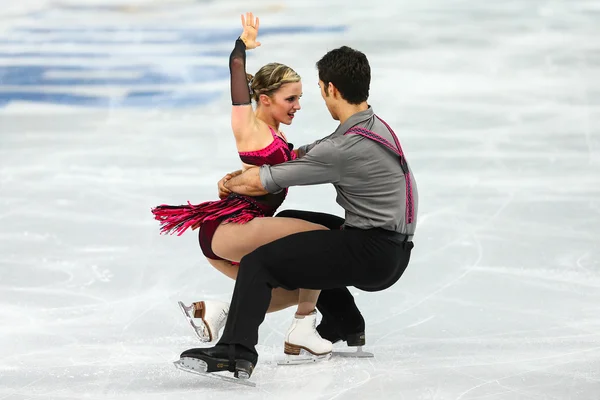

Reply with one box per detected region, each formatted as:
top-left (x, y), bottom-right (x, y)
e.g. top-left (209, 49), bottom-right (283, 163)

top-left (151, 197), bottom-right (267, 236)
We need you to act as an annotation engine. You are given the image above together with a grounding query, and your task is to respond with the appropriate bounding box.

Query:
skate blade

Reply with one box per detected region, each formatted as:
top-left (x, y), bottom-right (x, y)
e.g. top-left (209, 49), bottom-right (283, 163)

top-left (174, 358), bottom-right (256, 387)
top-left (332, 346), bottom-right (374, 358)
top-left (177, 301), bottom-right (210, 343)
top-left (277, 350), bottom-right (332, 366)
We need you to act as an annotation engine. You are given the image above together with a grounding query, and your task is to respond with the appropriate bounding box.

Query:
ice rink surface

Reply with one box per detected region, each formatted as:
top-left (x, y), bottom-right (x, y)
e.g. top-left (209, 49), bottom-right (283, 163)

top-left (1, 0), bottom-right (599, 399)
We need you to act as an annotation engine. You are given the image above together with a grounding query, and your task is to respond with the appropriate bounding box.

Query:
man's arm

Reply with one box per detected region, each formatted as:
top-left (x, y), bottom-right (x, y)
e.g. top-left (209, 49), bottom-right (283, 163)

top-left (295, 136), bottom-right (328, 158)
top-left (260, 139), bottom-right (342, 192)
top-left (223, 167), bottom-right (268, 196)
top-left (224, 139), bottom-right (342, 196)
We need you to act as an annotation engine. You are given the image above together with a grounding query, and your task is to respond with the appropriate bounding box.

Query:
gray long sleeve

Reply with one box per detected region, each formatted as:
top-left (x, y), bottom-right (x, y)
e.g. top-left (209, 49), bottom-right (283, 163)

top-left (296, 138), bottom-right (324, 159)
top-left (260, 139), bottom-right (342, 193)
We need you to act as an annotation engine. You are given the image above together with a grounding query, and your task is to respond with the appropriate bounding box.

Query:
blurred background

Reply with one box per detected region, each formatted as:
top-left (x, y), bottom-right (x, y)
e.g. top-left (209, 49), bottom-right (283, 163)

top-left (1, 0), bottom-right (599, 399)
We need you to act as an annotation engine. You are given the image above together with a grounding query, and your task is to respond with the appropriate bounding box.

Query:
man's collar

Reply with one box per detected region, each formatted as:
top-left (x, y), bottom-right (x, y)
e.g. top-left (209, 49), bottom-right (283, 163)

top-left (333, 105), bottom-right (373, 136)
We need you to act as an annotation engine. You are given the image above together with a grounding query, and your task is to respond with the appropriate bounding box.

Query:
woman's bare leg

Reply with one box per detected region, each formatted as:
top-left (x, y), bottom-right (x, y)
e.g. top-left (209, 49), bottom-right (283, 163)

top-left (297, 289), bottom-right (320, 315)
top-left (206, 258), bottom-right (238, 280)
top-left (211, 217), bottom-right (328, 315)
top-left (211, 217), bottom-right (328, 262)
top-left (206, 258), bottom-right (301, 313)
top-left (269, 288), bottom-right (300, 312)
top-left (194, 218), bottom-right (331, 354)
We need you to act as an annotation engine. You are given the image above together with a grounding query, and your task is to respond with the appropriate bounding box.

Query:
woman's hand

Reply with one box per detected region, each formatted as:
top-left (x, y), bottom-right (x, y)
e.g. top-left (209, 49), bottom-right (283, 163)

top-left (240, 12), bottom-right (261, 50)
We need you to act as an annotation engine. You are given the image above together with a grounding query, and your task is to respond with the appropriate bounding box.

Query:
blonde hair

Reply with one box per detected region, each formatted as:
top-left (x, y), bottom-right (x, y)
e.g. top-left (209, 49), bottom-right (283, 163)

top-left (246, 63), bottom-right (301, 103)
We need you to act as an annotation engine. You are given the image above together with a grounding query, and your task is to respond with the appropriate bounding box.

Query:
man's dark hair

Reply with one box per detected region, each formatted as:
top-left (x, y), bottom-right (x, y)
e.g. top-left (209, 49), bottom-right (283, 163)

top-left (316, 46), bottom-right (370, 104)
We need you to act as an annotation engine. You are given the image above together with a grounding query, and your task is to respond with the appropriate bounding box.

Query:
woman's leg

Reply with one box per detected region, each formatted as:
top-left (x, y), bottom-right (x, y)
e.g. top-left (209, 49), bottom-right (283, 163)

top-left (296, 289), bottom-right (320, 315)
top-left (191, 217), bottom-right (333, 356)
top-left (211, 217), bottom-right (333, 357)
top-left (206, 258), bottom-right (238, 280)
top-left (212, 217), bottom-right (328, 316)
top-left (211, 217), bottom-right (328, 262)
top-left (206, 258), bottom-right (300, 313)
top-left (269, 288), bottom-right (301, 312)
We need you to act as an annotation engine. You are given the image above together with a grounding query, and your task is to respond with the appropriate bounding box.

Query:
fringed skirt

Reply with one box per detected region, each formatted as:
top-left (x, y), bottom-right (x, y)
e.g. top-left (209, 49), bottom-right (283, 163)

top-left (151, 193), bottom-right (277, 236)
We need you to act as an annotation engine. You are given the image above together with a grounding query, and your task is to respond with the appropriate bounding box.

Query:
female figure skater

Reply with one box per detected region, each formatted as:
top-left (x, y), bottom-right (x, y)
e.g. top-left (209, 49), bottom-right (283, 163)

top-left (152, 12), bottom-right (331, 360)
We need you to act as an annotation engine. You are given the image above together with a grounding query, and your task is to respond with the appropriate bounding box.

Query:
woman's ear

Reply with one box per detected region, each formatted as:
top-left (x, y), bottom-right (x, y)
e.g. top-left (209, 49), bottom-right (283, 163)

top-left (258, 93), bottom-right (271, 107)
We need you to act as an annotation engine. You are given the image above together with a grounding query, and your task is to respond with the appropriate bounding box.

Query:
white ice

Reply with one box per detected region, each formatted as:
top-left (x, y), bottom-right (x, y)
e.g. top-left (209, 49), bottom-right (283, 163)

top-left (1, 0), bottom-right (599, 399)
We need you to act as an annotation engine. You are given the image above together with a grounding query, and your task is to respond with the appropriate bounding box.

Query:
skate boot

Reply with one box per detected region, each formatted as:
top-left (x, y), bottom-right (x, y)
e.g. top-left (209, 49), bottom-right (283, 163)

top-left (317, 317), bottom-right (366, 346)
top-left (316, 316), bottom-right (373, 358)
top-left (279, 310), bottom-right (333, 365)
top-left (315, 289), bottom-right (373, 358)
top-left (175, 343), bottom-right (258, 386)
top-left (178, 300), bottom-right (229, 342)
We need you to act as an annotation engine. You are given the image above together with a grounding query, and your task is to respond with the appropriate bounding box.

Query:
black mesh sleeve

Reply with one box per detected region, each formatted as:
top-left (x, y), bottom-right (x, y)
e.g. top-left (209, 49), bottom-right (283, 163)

top-left (229, 38), bottom-right (251, 106)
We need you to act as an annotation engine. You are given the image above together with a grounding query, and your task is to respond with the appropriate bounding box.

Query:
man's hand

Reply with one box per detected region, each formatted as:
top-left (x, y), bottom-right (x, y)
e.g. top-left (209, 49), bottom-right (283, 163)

top-left (223, 166), bottom-right (268, 196)
top-left (218, 169), bottom-right (242, 199)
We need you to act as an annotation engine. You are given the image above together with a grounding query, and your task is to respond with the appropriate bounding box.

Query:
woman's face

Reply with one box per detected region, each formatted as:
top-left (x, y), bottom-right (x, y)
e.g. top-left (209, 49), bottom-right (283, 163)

top-left (268, 81), bottom-right (302, 125)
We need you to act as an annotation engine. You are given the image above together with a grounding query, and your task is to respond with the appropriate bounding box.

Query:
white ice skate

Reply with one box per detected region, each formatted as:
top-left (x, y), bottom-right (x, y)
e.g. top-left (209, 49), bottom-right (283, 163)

top-left (278, 310), bottom-right (333, 365)
top-left (178, 300), bottom-right (229, 342)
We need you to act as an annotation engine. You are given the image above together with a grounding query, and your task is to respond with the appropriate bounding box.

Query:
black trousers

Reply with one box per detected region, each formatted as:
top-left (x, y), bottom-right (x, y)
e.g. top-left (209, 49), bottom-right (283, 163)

top-left (218, 210), bottom-right (414, 353)
top-left (275, 210), bottom-right (365, 334)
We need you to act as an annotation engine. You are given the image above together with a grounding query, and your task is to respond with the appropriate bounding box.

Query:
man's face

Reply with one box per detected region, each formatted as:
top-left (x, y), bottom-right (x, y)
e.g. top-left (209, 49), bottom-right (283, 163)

top-left (319, 80), bottom-right (338, 121)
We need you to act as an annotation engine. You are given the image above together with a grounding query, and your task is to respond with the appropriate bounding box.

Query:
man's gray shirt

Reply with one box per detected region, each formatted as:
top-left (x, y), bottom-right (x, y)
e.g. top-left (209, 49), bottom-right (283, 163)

top-left (259, 107), bottom-right (418, 235)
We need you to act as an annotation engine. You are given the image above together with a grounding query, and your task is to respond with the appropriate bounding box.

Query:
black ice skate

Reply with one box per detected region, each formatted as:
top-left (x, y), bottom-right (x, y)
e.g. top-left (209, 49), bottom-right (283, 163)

top-left (317, 318), bottom-right (373, 358)
top-left (174, 344), bottom-right (257, 387)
